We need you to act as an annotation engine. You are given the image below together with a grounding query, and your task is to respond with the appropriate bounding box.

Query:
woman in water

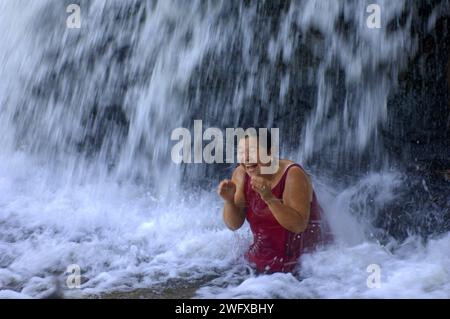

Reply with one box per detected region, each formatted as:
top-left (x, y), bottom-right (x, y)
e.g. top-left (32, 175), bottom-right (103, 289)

top-left (218, 132), bottom-right (330, 274)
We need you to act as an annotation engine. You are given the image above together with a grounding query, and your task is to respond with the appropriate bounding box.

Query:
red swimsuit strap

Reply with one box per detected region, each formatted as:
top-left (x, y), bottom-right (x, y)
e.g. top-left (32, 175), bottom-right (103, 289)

top-left (244, 163), bottom-right (322, 220)
top-left (274, 163), bottom-right (303, 192)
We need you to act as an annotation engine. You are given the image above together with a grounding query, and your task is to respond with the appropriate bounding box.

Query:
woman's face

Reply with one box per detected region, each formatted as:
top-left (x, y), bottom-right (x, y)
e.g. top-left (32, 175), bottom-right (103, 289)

top-left (237, 136), bottom-right (270, 176)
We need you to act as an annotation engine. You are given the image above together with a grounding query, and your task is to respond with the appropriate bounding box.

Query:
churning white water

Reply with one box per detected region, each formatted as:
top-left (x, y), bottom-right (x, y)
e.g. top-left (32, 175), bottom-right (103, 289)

top-left (0, 0), bottom-right (449, 298)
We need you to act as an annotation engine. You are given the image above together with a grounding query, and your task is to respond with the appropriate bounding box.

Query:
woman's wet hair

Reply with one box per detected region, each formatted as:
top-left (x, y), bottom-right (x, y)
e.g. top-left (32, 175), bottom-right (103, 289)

top-left (236, 128), bottom-right (273, 168)
top-left (244, 127), bottom-right (272, 152)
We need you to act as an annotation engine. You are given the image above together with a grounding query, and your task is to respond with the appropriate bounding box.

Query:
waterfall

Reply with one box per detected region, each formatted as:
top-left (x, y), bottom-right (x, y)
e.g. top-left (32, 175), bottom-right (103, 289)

top-left (0, 0), bottom-right (449, 298)
top-left (0, 0), bottom-right (415, 179)
top-left (297, 0), bottom-right (414, 170)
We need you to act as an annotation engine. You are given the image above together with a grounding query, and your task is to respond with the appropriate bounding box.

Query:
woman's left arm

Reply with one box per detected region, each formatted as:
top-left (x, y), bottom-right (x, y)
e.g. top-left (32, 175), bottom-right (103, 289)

top-left (251, 167), bottom-right (312, 234)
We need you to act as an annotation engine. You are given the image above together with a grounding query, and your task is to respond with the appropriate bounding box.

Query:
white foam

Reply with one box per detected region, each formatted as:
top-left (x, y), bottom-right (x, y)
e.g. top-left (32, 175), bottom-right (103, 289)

top-left (197, 236), bottom-right (450, 298)
top-left (0, 153), bottom-right (250, 297)
top-left (1, 154), bottom-right (449, 298)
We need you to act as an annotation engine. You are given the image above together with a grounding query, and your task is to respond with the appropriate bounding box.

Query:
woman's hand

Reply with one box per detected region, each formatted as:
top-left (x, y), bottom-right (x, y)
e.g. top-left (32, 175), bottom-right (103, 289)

top-left (250, 176), bottom-right (274, 202)
top-left (218, 179), bottom-right (237, 203)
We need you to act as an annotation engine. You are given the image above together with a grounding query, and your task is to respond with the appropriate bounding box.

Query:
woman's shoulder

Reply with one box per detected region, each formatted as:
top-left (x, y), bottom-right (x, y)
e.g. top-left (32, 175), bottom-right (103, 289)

top-left (233, 164), bottom-right (245, 175)
top-left (279, 159), bottom-right (300, 173)
top-left (280, 159), bottom-right (295, 167)
top-left (282, 160), bottom-right (311, 184)
top-left (274, 160), bottom-right (301, 182)
top-left (232, 165), bottom-right (247, 182)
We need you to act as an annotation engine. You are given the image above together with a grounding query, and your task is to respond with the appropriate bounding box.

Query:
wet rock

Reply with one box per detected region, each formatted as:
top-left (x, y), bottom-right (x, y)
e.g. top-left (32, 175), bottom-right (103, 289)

top-left (375, 160), bottom-right (450, 242)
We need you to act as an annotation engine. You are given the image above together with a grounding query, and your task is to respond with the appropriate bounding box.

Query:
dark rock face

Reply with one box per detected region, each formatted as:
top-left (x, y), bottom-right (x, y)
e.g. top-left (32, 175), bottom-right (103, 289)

top-left (375, 162), bottom-right (450, 242)
top-left (384, 15), bottom-right (449, 168)
top-left (377, 4), bottom-right (450, 241)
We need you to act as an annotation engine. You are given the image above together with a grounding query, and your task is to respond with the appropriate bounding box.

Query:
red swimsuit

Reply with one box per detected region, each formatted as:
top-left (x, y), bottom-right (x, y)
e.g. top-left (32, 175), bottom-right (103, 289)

top-left (244, 163), bottom-right (330, 273)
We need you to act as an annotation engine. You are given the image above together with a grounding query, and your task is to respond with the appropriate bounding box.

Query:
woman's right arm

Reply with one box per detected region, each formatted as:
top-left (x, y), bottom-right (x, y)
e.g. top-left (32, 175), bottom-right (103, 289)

top-left (218, 166), bottom-right (247, 231)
